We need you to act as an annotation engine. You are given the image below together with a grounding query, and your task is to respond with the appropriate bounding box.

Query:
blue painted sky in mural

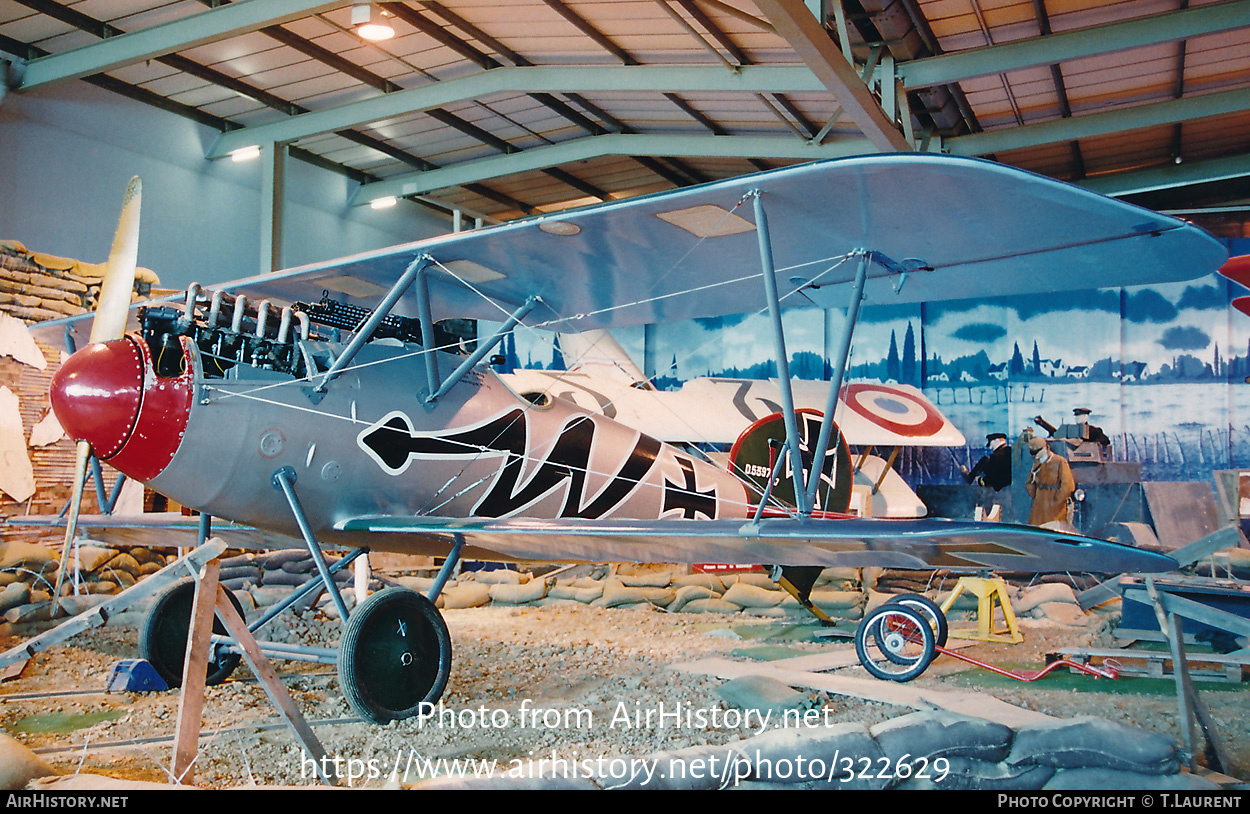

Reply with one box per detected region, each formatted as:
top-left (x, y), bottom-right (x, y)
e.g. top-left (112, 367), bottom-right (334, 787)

top-left (492, 238), bottom-right (1248, 482)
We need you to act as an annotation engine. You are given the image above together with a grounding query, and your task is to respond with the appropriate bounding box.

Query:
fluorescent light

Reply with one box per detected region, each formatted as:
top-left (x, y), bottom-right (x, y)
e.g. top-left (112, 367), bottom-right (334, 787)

top-left (230, 145), bottom-right (261, 162)
top-left (370, 196), bottom-right (398, 209)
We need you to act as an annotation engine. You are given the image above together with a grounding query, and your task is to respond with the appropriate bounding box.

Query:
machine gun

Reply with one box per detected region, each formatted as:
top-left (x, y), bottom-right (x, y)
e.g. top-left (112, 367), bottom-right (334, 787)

top-left (1033, 415), bottom-right (1057, 436)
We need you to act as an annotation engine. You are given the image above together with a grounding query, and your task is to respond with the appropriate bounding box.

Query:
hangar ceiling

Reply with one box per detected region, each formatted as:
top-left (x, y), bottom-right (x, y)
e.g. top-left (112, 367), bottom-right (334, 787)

top-left (2, 0), bottom-right (1248, 236)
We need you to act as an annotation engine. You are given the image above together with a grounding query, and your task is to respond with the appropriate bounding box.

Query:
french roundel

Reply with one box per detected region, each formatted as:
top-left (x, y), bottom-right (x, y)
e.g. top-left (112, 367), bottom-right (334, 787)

top-left (842, 384), bottom-right (945, 438)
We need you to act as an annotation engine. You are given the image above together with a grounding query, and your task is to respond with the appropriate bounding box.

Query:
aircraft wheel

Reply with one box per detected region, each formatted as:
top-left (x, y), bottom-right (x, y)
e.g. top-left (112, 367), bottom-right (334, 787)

top-left (338, 587), bottom-right (452, 725)
top-left (854, 604), bottom-right (935, 682)
top-left (139, 577), bottom-right (243, 688)
top-left (882, 593), bottom-right (948, 652)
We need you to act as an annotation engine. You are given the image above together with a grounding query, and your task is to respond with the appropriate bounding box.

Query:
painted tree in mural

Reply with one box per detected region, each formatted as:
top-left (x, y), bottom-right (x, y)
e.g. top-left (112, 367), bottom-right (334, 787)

top-left (902, 322), bottom-right (917, 385)
top-left (550, 336), bottom-right (566, 371)
top-left (887, 330), bottom-right (901, 382)
top-left (1031, 341), bottom-right (1041, 377)
top-left (1010, 342), bottom-right (1025, 376)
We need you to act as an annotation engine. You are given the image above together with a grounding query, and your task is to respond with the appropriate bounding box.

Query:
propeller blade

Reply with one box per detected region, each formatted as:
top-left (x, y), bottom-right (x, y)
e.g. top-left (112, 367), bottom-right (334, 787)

top-left (54, 177), bottom-right (142, 614)
top-left (51, 440), bottom-right (91, 617)
top-left (89, 176), bottom-right (142, 344)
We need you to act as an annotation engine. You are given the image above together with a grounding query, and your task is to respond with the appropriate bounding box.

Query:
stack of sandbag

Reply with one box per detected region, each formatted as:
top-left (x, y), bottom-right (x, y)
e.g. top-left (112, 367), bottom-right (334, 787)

top-left (383, 565), bottom-right (868, 619)
top-left (0, 541), bottom-right (171, 623)
top-left (0, 241), bottom-right (157, 324)
top-left (234, 549), bottom-right (384, 616)
top-left (410, 711), bottom-right (1214, 791)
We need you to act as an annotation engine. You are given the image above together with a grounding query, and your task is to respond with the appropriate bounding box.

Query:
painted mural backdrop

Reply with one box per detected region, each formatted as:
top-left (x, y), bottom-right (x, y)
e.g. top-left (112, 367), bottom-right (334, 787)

top-left (492, 238), bottom-right (1249, 486)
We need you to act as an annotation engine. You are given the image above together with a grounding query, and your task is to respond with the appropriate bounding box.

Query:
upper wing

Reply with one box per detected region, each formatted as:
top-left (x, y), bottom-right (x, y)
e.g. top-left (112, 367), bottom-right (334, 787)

top-left (35, 155), bottom-right (1227, 348)
top-left (338, 514), bottom-right (1176, 575)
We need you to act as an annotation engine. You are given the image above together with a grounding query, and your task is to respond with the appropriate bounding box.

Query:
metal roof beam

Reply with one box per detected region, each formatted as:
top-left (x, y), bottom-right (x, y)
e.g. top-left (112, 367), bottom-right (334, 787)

top-left (352, 133), bottom-right (875, 205)
top-left (754, 0), bottom-right (910, 152)
top-left (17, 0), bottom-right (347, 89)
top-left (946, 87), bottom-right (1250, 156)
top-left (1077, 153), bottom-right (1250, 198)
top-left (898, 0), bottom-right (1250, 91)
top-left (206, 64), bottom-right (822, 158)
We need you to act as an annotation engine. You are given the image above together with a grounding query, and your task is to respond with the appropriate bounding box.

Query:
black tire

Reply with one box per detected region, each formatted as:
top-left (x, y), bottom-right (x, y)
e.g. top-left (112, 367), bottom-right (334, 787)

top-left (883, 593), bottom-right (949, 649)
top-left (337, 587), bottom-right (452, 725)
top-left (854, 604), bottom-right (936, 682)
top-left (139, 577), bottom-right (243, 688)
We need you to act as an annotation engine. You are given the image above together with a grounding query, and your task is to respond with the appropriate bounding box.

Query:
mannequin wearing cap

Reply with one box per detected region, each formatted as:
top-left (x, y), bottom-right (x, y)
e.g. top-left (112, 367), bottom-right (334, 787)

top-left (1073, 408), bottom-right (1111, 449)
top-left (1026, 436), bottom-right (1075, 526)
top-left (962, 433), bottom-right (1012, 491)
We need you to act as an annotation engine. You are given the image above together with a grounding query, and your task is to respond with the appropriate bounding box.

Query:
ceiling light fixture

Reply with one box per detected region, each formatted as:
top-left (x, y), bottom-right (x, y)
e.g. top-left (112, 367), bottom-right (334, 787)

top-left (370, 196), bottom-right (398, 209)
top-left (352, 4), bottom-right (394, 41)
top-left (230, 145), bottom-right (261, 162)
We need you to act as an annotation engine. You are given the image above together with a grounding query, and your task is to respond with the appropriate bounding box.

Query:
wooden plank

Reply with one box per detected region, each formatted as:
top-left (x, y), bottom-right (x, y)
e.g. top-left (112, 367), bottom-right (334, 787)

top-left (671, 657), bottom-right (1054, 727)
top-left (171, 559), bottom-right (220, 784)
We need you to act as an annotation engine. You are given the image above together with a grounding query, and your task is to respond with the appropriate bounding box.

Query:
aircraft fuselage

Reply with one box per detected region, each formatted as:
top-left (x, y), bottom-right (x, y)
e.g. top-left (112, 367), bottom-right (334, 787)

top-left (51, 331), bottom-right (753, 552)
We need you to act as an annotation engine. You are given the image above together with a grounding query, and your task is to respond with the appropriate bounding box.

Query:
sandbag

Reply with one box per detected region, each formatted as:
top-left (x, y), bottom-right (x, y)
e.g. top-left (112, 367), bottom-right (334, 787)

top-left (0, 582), bottom-right (30, 614)
top-left (671, 573), bottom-right (725, 592)
top-left (489, 579), bottom-right (548, 605)
top-left (1043, 767), bottom-right (1220, 791)
top-left (594, 582), bottom-right (645, 608)
top-left (741, 722), bottom-right (892, 790)
top-left (618, 571), bottom-right (675, 588)
top-left (1015, 582), bottom-right (1078, 613)
top-left (0, 733), bottom-right (57, 790)
top-left (0, 542), bottom-right (55, 571)
top-left (678, 598), bottom-right (742, 614)
top-left (72, 545), bottom-right (118, 573)
top-left (260, 550), bottom-right (311, 570)
top-left (610, 744), bottom-right (748, 791)
top-left (470, 569), bottom-right (525, 585)
top-left (722, 583), bottom-right (783, 609)
top-left (1007, 717), bottom-right (1179, 775)
top-left (896, 757), bottom-right (1054, 791)
top-left (716, 675), bottom-right (812, 718)
top-left (441, 583), bottom-right (492, 609)
top-left (548, 584), bottom-right (602, 603)
top-left (871, 711), bottom-right (1014, 765)
top-left (669, 584), bottom-right (717, 612)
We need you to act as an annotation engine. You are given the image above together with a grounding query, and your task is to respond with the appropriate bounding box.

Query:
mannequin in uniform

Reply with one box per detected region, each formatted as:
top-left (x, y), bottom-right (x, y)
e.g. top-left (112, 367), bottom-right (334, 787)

top-left (962, 432), bottom-right (1012, 491)
top-left (1026, 436), bottom-right (1075, 526)
top-left (1073, 408), bottom-right (1111, 449)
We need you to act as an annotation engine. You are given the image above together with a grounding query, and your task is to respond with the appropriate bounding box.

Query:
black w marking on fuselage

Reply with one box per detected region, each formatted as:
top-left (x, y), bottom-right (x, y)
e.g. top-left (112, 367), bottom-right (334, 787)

top-left (358, 409), bottom-right (662, 519)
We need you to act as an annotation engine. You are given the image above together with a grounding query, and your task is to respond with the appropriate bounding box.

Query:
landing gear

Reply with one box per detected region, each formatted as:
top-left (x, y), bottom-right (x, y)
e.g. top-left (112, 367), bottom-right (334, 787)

top-left (140, 577), bottom-right (245, 687)
top-left (882, 593), bottom-right (949, 650)
top-left (854, 603), bottom-right (936, 682)
top-left (337, 587), bottom-right (452, 725)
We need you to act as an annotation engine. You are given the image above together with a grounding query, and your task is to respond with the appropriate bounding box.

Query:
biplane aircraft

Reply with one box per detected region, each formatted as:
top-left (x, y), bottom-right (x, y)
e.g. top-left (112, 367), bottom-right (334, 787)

top-left (28, 154), bottom-right (1227, 723)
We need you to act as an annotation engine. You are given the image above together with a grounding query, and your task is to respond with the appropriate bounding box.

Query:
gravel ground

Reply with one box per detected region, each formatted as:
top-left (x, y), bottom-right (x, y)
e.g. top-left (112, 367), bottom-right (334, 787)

top-left (1, 597), bottom-right (1247, 789)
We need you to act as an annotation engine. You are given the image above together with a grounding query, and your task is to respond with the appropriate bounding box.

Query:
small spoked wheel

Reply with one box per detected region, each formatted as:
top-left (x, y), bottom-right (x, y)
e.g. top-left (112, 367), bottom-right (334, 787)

top-left (139, 577), bottom-right (244, 688)
top-left (882, 593), bottom-right (948, 653)
top-left (337, 587), bottom-right (452, 725)
top-left (854, 603), bottom-right (936, 682)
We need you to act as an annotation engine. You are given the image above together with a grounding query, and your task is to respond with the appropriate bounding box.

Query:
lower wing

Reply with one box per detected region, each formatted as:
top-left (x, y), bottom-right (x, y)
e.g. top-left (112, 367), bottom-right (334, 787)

top-left (337, 515), bottom-right (1177, 574)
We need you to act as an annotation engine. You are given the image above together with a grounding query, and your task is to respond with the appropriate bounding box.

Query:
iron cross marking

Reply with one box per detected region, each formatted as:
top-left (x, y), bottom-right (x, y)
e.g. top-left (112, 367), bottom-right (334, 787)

top-left (663, 456), bottom-right (716, 519)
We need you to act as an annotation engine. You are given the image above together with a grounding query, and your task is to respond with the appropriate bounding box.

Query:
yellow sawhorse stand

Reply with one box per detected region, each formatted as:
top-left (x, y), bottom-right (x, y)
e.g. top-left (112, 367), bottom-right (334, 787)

top-left (939, 575), bottom-right (1023, 644)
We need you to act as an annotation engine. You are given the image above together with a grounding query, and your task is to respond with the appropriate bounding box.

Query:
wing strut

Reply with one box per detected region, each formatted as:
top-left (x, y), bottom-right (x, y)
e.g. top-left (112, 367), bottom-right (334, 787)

top-left (422, 296), bottom-right (539, 403)
top-left (806, 249), bottom-right (869, 511)
top-left (312, 253), bottom-right (433, 394)
top-left (749, 189), bottom-right (812, 516)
